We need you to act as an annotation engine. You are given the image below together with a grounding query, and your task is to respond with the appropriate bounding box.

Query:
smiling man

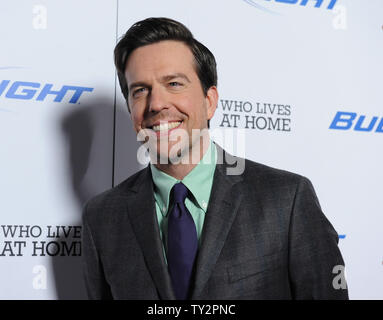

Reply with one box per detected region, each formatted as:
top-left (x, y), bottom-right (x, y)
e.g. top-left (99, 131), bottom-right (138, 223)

top-left (82, 17), bottom-right (348, 300)
top-left (125, 39), bottom-right (218, 178)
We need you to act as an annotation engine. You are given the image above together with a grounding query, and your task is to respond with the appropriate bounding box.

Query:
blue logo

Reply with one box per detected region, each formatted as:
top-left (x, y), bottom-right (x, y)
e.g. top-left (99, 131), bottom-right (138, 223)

top-left (0, 80), bottom-right (93, 104)
top-left (243, 0), bottom-right (338, 12)
top-left (329, 111), bottom-right (383, 133)
top-left (339, 234), bottom-right (346, 239)
top-left (0, 66), bottom-right (25, 70)
top-left (243, 0), bottom-right (279, 14)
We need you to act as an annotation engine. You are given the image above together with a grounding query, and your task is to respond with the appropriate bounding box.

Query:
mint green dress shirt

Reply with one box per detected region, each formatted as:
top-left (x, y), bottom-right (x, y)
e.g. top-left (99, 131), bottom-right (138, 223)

top-left (150, 141), bottom-right (217, 263)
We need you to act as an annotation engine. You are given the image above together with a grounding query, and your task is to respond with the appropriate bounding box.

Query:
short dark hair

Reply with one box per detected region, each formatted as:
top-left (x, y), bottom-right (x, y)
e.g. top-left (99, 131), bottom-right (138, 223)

top-left (114, 17), bottom-right (218, 111)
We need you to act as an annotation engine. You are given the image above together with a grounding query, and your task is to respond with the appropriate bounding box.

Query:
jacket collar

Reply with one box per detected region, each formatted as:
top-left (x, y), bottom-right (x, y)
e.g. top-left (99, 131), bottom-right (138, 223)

top-left (122, 143), bottom-right (245, 299)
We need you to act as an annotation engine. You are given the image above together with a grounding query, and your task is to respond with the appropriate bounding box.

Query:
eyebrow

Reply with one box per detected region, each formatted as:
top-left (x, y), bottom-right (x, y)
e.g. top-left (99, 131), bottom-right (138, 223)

top-left (161, 73), bottom-right (191, 83)
top-left (128, 73), bottom-right (191, 92)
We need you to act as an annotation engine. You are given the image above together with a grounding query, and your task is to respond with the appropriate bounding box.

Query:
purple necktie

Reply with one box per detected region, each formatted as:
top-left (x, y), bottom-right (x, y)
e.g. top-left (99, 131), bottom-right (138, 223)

top-left (167, 182), bottom-right (198, 300)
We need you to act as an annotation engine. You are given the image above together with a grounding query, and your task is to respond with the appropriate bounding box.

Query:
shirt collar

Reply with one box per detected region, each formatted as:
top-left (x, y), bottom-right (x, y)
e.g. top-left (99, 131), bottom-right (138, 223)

top-left (150, 140), bottom-right (217, 217)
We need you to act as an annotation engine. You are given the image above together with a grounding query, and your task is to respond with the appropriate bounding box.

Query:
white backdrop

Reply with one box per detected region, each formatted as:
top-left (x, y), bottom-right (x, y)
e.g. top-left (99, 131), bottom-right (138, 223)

top-left (1, 0), bottom-right (382, 299)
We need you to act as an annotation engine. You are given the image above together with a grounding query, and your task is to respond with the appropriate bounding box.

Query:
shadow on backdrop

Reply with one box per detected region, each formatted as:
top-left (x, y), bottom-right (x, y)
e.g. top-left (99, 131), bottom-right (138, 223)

top-left (51, 93), bottom-right (140, 299)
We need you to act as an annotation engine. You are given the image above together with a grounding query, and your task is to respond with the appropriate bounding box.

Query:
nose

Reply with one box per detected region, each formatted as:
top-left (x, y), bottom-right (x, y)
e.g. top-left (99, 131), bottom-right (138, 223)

top-left (148, 86), bottom-right (168, 113)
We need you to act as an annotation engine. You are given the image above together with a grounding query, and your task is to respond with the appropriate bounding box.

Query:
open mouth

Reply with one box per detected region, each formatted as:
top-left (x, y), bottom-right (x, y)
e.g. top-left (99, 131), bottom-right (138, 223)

top-left (150, 121), bottom-right (182, 133)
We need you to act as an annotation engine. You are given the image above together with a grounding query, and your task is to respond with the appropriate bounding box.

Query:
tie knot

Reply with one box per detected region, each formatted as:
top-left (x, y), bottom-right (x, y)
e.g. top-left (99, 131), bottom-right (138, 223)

top-left (172, 182), bottom-right (189, 204)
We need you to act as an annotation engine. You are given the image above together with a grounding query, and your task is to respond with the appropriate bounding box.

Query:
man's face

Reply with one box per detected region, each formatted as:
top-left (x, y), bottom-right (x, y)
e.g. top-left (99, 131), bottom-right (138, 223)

top-left (124, 40), bottom-right (217, 163)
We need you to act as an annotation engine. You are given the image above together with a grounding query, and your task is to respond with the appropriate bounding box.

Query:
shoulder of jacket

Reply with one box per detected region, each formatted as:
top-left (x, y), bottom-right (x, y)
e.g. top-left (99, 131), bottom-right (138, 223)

top-left (237, 156), bottom-right (313, 192)
top-left (83, 166), bottom-right (149, 217)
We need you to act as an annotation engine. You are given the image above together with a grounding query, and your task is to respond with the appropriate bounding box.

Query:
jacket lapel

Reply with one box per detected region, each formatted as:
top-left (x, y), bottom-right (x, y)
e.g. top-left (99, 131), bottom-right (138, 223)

top-left (191, 145), bottom-right (244, 299)
top-left (124, 167), bottom-right (175, 300)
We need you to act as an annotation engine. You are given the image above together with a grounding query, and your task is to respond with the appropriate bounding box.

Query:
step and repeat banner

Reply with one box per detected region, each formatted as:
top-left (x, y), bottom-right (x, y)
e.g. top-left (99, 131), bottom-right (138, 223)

top-left (1, 0), bottom-right (382, 299)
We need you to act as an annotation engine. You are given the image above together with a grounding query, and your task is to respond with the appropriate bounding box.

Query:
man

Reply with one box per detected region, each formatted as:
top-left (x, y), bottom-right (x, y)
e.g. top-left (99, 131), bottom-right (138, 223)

top-left (82, 17), bottom-right (348, 300)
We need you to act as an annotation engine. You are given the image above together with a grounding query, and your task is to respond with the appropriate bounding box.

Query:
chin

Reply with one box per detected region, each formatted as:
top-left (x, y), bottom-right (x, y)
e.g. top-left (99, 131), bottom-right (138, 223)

top-left (156, 143), bottom-right (190, 165)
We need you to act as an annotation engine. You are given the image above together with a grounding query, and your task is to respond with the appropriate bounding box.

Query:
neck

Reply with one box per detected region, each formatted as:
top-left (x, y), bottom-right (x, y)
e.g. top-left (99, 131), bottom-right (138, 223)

top-left (153, 136), bottom-right (211, 180)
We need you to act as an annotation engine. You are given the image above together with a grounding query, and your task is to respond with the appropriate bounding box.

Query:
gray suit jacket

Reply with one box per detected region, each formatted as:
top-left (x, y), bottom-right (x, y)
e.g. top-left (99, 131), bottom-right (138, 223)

top-left (82, 145), bottom-right (348, 299)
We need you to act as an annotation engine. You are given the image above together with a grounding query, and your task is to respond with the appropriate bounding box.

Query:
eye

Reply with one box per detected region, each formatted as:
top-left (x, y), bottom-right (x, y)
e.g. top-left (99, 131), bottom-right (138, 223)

top-left (132, 87), bottom-right (147, 98)
top-left (169, 81), bottom-right (182, 87)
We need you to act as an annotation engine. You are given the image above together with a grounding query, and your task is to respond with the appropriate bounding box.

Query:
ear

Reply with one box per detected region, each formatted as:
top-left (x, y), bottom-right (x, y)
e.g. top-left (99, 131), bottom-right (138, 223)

top-left (205, 86), bottom-right (218, 120)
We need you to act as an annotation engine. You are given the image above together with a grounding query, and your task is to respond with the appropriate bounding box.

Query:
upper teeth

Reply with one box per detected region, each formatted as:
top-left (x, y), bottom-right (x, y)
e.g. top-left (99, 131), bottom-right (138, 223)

top-left (152, 122), bottom-right (181, 132)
